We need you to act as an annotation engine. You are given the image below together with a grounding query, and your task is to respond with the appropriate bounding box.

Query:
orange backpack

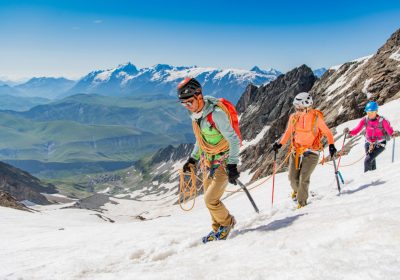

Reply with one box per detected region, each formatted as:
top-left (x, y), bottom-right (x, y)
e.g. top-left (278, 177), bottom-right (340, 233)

top-left (290, 109), bottom-right (324, 169)
top-left (207, 98), bottom-right (243, 145)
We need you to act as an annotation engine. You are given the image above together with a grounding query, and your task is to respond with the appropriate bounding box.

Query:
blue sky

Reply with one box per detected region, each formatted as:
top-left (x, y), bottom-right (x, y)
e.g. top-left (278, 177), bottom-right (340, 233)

top-left (0, 0), bottom-right (399, 80)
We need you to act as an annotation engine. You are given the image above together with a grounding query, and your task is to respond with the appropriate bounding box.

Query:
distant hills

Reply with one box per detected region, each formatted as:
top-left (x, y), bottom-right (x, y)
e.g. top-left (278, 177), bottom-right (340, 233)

top-left (0, 94), bottom-right (193, 177)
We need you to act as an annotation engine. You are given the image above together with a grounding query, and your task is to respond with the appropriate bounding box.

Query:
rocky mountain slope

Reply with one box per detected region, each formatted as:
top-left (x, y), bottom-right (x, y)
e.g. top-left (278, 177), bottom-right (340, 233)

top-left (311, 28), bottom-right (400, 128)
top-left (0, 191), bottom-right (32, 211)
top-left (0, 161), bottom-right (56, 204)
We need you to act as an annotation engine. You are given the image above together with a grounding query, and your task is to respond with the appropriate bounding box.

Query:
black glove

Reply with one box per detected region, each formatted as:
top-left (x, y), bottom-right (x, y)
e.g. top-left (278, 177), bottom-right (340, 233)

top-left (393, 131), bottom-right (400, 138)
top-left (226, 164), bottom-right (240, 185)
top-left (329, 144), bottom-right (337, 157)
top-left (183, 157), bottom-right (196, 173)
top-left (272, 142), bottom-right (282, 152)
top-left (343, 127), bottom-right (350, 134)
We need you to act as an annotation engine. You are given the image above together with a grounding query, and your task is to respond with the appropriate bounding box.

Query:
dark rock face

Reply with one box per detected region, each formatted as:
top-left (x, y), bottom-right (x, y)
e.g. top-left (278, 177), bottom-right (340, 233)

top-left (0, 191), bottom-right (31, 211)
top-left (150, 143), bottom-right (194, 165)
top-left (238, 65), bottom-right (317, 180)
top-left (238, 65), bottom-right (316, 141)
top-left (0, 161), bottom-right (55, 205)
top-left (236, 84), bottom-right (259, 114)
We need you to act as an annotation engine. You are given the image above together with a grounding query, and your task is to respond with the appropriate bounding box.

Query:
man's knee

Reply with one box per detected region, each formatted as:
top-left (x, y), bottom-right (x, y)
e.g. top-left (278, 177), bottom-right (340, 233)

top-left (204, 193), bottom-right (219, 208)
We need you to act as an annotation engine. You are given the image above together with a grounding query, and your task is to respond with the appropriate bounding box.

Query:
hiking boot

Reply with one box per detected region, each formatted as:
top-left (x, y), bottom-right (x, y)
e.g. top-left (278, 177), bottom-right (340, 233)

top-left (297, 202), bottom-right (307, 209)
top-left (215, 216), bottom-right (236, 240)
top-left (202, 230), bottom-right (217, 243)
top-left (291, 191), bottom-right (297, 201)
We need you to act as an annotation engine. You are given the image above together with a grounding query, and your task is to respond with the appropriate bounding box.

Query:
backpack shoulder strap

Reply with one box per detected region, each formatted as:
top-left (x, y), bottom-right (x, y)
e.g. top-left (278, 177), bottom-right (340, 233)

top-left (378, 116), bottom-right (390, 139)
top-left (207, 112), bottom-right (216, 129)
top-left (378, 116), bottom-right (383, 130)
top-left (310, 109), bottom-right (323, 134)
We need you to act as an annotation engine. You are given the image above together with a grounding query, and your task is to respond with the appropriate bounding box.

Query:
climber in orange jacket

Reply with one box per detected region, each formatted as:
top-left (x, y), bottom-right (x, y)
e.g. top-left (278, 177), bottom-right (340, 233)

top-left (272, 92), bottom-right (337, 208)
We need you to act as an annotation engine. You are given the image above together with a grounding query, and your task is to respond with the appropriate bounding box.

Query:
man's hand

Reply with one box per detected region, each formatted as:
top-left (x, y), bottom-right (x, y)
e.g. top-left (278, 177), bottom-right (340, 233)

top-left (272, 142), bottom-right (282, 152)
top-left (183, 157), bottom-right (196, 173)
top-left (227, 164), bottom-right (240, 185)
top-left (329, 144), bottom-right (337, 157)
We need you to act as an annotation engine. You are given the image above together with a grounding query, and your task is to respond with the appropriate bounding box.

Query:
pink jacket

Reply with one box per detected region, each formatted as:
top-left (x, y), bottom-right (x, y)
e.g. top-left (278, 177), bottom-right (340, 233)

top-left (349, 116), bottom-right (394, 142)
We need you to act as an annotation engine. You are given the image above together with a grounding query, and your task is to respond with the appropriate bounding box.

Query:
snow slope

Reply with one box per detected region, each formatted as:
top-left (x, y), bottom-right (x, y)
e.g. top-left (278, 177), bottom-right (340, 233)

top-left (1, 100), bottom-right (400, 280)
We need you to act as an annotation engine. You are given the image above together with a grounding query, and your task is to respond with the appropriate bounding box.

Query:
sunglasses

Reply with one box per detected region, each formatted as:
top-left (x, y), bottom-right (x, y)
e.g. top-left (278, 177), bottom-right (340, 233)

top-left (180, 98), bottom-right (195, 107)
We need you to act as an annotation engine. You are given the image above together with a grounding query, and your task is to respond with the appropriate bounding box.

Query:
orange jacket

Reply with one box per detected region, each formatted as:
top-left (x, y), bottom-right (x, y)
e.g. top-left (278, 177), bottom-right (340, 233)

top-left (280, 109), bottom-right (334, 149)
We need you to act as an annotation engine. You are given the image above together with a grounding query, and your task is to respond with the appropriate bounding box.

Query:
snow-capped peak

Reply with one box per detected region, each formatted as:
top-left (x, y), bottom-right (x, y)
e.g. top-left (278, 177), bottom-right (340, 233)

top-left (115, 62), bottom-right (138, 74)
top-left (250, 66), bottom-right (282, 76)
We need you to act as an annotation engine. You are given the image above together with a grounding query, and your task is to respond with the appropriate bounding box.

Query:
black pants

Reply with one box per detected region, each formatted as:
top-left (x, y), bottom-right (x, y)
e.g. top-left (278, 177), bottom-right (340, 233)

top-left (364, 141), bottom-right (386, 172)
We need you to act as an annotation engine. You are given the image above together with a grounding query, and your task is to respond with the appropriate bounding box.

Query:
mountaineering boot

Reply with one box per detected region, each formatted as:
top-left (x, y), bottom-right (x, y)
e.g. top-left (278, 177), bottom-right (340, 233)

top-left (215, 216), bottom-right (236, 240)
top-left (202, 230), bottom-right (217, 243)
top-left (291, 191), bottom-right (297, 201)
top-left (297, 202), bottom-right (307, 209)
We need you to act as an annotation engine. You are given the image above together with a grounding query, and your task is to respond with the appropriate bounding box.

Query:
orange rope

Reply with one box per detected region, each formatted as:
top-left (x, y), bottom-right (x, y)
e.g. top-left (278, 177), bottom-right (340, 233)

top-left (178, 166), bottom-right (202, 211)
top-left (177, 149), bottom-right (365, 210)
top-left (323, 154), bottom-right (366, 167)
top-left (192, 101), bottom-right (232, 156)
top-left (225, 152), bottom-right (291, 193)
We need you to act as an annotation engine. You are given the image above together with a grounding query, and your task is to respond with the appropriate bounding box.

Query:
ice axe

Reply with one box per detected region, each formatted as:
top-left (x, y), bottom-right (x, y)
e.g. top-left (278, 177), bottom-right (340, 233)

top-left (236, 179), bottom-right (259, 213)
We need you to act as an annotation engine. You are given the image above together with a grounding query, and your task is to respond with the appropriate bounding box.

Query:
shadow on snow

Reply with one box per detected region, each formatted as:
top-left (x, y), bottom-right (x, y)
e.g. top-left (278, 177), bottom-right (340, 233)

top-left (230, 214), bottom-right (306, 239)
top-left (340, 179), bottom-right (386, 195)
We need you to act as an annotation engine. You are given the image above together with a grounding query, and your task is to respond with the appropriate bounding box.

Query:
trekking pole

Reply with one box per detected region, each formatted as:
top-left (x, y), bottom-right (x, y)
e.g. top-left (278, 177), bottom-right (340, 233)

top-left (336, 134), bottom-right (347, 185)
top-left (271, 150), bottom-right (277, 207)
top-left (392, 136), bottom-right (396, 163)
top-left (336, 134), bottom-right (347, 169)
top-left (236, 179), bottom-right (259, 213)
top-left (332, 155), bottom-right (341, 194)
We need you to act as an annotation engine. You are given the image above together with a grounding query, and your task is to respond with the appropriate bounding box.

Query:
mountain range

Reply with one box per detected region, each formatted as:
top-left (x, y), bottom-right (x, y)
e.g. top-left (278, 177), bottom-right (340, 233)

top-left (66, 63), bottom-right (281, 103)
top-left (0, 64), bottom-right (282, 103)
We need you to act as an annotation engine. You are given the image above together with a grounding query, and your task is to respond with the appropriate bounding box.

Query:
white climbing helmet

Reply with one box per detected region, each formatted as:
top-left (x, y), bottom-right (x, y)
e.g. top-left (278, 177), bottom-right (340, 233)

top-left (293, 92), bottom-right (313, 108)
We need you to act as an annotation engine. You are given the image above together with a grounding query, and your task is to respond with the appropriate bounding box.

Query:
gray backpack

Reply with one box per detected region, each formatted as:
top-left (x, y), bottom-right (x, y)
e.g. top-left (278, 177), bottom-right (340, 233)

top-left (364, 116), bottom-right (391, 141)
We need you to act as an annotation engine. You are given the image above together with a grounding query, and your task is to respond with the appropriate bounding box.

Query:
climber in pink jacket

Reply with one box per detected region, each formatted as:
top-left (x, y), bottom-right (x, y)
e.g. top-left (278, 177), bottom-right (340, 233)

top-left (344, 101), bottom-right (399, 172)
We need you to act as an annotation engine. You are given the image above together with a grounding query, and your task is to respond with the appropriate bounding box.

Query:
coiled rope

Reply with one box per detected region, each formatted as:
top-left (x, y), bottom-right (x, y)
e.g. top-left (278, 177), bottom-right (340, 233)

top-left (192, 101), bottom-right (232, 156)
top-left (177, 146), bottom-right (367, 211)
